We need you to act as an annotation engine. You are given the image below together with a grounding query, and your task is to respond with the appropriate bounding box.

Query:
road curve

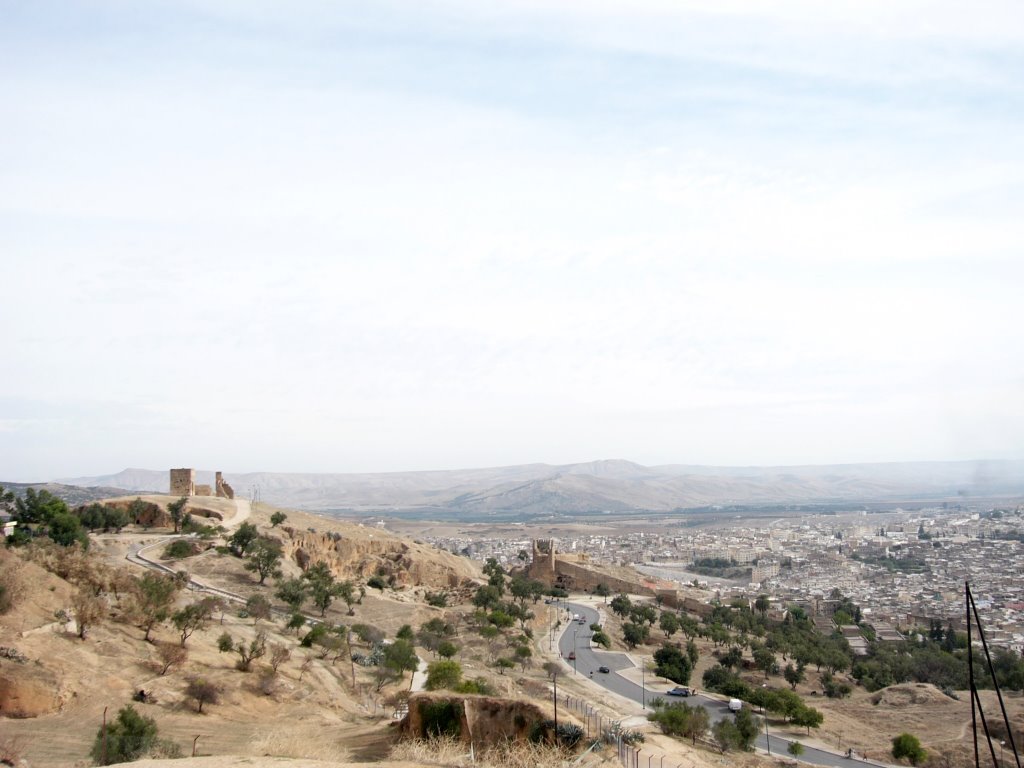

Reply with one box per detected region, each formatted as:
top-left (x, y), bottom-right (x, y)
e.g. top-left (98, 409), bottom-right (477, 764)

top-left (559, 601), bottom-right (892, 768)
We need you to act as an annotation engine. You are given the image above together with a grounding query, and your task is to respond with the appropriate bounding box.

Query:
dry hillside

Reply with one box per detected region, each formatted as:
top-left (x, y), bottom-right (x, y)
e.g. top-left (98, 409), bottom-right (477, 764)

top-left (1, 501), bottom-right (648, 768)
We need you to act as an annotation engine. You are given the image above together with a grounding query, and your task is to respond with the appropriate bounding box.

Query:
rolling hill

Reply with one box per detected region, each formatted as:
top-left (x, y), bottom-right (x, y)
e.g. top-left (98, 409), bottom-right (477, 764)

top-left (53, 459), bottom-right (1024, 517)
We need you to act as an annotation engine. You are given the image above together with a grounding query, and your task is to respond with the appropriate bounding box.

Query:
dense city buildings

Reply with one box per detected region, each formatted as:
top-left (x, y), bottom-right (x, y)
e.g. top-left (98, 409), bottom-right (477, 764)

top-left (420, 504), bottom-right (1024, 652)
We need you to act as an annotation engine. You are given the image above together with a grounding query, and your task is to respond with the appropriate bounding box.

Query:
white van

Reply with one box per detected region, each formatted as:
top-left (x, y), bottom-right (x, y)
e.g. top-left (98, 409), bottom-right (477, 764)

top-left (728, 699), bottom-right (743, 712)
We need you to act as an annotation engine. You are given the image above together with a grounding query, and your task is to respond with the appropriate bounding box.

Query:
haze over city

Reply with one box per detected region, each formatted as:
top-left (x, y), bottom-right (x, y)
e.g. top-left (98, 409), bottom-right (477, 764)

top-left (3, 1), bottom-right (1023, 481)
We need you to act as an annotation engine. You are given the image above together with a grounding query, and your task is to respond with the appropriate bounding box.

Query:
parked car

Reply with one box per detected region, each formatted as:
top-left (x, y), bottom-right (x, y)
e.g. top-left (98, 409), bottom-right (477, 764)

top-left (728, 698), bottom-right (743, 712)
top-left (598, 666), bottom-right (610, 673)
top-left (567, 651), bottom-right (576, 660)
top-left (667, 686), bottom-right (692, 696)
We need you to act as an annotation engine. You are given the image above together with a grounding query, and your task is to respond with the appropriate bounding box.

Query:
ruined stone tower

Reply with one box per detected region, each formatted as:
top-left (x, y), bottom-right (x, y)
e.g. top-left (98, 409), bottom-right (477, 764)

top-left (529, 539), bottom-right (557, 583)
top-left (169, 467), bottom-right (233, 498)
top-left (215, 471), bottom-right (235, 499)
top-left (169, 468), bottom-right (195, 497)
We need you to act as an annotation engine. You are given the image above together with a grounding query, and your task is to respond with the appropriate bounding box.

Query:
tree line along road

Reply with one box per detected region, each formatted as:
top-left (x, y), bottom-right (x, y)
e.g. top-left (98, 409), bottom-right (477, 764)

top-left (558, 601), bottom-right (892, 768)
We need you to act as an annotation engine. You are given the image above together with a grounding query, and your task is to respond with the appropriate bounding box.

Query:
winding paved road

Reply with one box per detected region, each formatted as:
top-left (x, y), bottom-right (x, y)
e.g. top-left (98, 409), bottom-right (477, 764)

top-left (559, 601), bottom-right (889, 768)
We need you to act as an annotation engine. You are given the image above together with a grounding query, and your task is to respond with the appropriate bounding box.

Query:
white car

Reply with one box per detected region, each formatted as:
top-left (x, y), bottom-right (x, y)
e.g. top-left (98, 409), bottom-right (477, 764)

top-left (728, 698), bottom-right (743, 712)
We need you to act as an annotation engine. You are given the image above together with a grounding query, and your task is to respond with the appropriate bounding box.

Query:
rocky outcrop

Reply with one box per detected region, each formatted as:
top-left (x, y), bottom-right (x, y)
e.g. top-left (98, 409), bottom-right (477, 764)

top-left (281, 526), bottom-right (479, 590)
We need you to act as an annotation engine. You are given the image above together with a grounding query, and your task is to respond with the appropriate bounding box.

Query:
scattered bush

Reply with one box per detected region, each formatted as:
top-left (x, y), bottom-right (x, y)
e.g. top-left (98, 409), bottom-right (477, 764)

top-left (824, 678), bottom-right (853, 698)
top-left (647, 701), bottom-right (709, 744)
top-left (185, 678), bottom-right (221, 713)
top-left (155, 643), bottom-right (187, 676)
top-left (245, 594), bottom-right (272, 624)
top-left (270, 644), bottom-right (291, 673)
top-left (425, 660), bottom-right (463, 691)
top-left (425, 591), bottom-right (448, 608)
top-left (454, 677), bottom-right (494, 695)
top-left (218, 630), bottom-right (267, 671)
top-left (163, 539), bottom-right (197, 560)
top-left (892, 733), bottom-right (927, 765)
top-left (90, 705), bottom-right (159, 765)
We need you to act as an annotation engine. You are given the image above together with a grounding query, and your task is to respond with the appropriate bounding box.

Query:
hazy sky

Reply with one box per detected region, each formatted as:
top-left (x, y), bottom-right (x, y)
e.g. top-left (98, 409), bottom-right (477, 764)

top-left (3, 1), bottom-right (1023, 480)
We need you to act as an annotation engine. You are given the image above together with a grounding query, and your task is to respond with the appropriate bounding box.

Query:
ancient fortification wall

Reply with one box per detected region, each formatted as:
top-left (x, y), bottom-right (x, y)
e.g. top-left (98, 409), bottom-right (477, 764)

top-left (527, 539), bottom-right (655, 597)
top-left (168, 467), bottom-right (233, 498)
top-left (553, 559), bottom-right (655, 596)
top-left (657, 590), bottom-right (715, 618)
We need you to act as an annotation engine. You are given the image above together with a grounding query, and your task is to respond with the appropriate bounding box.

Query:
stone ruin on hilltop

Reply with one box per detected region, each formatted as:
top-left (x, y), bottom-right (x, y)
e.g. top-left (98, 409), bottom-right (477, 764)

top-left (169, 468), bottom-right (234, 499)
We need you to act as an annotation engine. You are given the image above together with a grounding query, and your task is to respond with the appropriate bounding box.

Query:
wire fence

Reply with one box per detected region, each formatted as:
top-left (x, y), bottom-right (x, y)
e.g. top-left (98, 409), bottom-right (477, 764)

top-left (557, 692), bottom-right (703, 768)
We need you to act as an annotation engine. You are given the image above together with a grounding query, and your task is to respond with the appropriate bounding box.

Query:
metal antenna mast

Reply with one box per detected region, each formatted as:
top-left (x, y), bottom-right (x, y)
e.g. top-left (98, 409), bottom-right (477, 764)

top-left (966, 581), bottom-right (1021, 768)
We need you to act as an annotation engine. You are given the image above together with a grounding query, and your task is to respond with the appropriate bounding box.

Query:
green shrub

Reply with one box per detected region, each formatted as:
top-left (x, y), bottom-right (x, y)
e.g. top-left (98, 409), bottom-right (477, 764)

top-left (90, 705), bottom-right (159, 765)
top-left (425, 660), bottom-right (463, 691)
top-left (454, 677), bottom-right (494, 695)
top-left (163, 540), bottom-right (196, 560)
top-left (892, 733), bottom-right (926, 765)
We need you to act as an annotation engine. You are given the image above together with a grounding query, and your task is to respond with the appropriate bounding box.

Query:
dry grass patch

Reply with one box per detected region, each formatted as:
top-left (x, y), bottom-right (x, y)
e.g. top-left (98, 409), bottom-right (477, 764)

top-left (251, 730), bottom-right (353, 762)
top-left (391, 735), bottom-right (592, 768)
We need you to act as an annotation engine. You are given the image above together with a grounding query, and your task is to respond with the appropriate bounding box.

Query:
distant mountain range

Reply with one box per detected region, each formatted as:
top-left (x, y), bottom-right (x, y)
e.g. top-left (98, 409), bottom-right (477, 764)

top-left (53, 459), bottom-right (1024, 516)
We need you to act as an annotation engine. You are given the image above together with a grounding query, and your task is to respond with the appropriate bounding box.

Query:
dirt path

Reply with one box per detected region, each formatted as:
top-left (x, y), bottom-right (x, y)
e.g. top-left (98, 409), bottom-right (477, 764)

top-left (223, 499), bottom-right (251, 529)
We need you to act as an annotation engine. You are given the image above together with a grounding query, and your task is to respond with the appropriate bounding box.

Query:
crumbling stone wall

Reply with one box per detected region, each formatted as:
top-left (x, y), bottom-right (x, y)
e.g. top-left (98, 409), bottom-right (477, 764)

top-left (657, 590), bottom-right (714, 618)
top-left (553, 559), bottom-right (655, 597)
top-left (527, 539), bottom-right (556, 582)
top-left (215, 471), bottom-right (235, 499)
top-left (169, 468), bottom-right (195, 497)
top-left (528, 538), bottom-right (654, 596)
